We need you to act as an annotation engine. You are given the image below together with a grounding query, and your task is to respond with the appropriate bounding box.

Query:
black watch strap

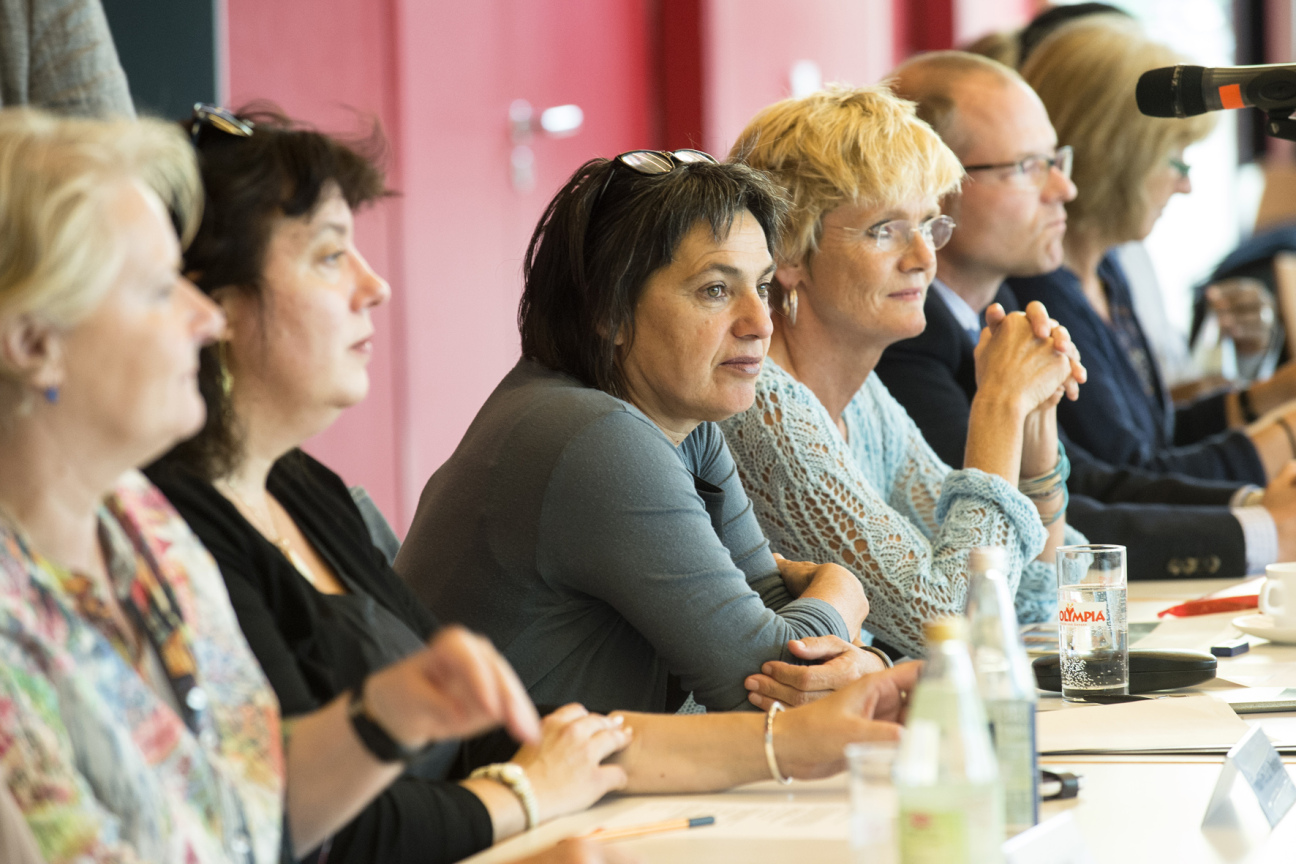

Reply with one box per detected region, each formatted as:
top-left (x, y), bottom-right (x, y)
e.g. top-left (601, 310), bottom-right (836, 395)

top-left (347, 686), bottom-right (429, 764)
top-left (1239, 387), bottom-right (1259, 423)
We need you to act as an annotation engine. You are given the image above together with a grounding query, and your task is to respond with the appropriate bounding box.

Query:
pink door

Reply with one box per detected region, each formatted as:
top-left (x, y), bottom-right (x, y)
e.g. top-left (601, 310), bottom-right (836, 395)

top-left (226, 0), bottom-right (656, 528)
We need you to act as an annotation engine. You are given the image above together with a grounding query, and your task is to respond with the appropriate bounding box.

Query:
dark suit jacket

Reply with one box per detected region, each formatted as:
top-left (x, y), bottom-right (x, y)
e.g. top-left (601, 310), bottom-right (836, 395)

top-left (1008, 257), bottom-right (1265, 483)
top-left (874, 284), bottom-right (1248, 580)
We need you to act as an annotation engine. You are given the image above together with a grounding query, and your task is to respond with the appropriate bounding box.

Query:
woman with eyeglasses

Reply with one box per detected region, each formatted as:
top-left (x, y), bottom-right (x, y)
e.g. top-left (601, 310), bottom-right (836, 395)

top-left (141, 108), bottom-right (918, 863)
top-left (399, 145), bottom-right (872, 716)
top-left (1011, 16), bottom-right (1296, 484)
top-left (722, 84), bottom-right (1086, 685)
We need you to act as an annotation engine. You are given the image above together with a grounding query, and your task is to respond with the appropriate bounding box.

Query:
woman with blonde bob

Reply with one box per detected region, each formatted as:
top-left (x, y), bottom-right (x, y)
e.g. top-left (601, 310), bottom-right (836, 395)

top-left (1012, 17), bottom-right (1296, 484)
top-left (0, 107), bottom-right (625, 864)
top-left (723, 85), bottom-right (1086, 683)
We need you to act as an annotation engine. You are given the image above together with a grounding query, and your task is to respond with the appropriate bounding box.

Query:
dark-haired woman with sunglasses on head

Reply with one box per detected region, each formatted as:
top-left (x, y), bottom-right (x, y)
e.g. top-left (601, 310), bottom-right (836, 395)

top-left (146, 109), bottom-right (916, 864)
top-left (398, 147), bottom-right (871, 716)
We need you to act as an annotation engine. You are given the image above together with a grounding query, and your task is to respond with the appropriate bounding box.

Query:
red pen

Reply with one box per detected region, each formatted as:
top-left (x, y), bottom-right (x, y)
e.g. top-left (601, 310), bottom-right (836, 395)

top-left (1157, 594), bottom-right (1259, 618)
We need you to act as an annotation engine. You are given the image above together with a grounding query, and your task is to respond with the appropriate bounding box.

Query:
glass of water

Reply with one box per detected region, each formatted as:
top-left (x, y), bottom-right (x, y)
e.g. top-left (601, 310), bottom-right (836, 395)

top-left (846, 741), bottom-right (899, 864)
top-left (1056, 544), bottom-right (1127, 702)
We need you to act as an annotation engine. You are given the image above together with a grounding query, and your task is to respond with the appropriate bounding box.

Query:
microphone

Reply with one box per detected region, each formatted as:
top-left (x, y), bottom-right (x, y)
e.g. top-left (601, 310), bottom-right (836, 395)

top-left (1136, 64), bottom-right (1296, 118)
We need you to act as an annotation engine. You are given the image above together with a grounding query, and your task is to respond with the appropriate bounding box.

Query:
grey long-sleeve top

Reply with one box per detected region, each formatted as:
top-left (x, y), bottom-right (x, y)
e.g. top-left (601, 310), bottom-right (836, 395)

top-left (397, 359), bottom-right (851, 714)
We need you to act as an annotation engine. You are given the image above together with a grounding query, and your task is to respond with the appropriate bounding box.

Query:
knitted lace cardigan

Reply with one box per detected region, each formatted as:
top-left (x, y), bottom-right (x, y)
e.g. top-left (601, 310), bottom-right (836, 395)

top-left (721, 361), bottom-right (1077, 657)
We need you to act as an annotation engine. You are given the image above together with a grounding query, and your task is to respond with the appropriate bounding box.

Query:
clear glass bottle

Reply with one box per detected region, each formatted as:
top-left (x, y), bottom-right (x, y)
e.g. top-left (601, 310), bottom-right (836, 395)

top-left (896, 617), bottom-right (1004, 864)
top-left (966, 546), bottom-right (1039, 835)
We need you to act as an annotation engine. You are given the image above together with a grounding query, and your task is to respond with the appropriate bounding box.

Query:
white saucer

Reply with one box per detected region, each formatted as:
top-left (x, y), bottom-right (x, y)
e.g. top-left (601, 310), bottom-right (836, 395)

top-left (1232, 613), bottom-right (1296, 645)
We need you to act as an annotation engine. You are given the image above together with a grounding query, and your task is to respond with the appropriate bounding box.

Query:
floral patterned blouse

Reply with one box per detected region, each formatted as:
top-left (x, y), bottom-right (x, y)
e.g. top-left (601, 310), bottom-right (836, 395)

top-left (0, 470), bottom-right (284, 863)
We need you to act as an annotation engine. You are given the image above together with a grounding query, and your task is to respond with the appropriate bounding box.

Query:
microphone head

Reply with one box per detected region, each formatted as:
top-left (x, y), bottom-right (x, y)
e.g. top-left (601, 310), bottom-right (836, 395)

top-left (1136, 65), bottom-right (1207, 117)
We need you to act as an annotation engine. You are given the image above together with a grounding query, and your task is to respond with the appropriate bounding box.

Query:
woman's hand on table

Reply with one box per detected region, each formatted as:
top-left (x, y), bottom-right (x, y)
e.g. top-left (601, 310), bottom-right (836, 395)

top-left (512, 703), bottom-right (633, 824)
top-left (778, 663), bottom-right (921, 781)
top-left (743, 635), bottom-right (888, 710)
top-left (364, 625), bottom-right (541, 751)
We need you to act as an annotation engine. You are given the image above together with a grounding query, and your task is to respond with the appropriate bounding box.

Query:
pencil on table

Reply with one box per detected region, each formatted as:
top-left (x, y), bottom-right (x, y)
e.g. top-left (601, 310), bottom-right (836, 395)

top-left (580, 816), bottom-right (716, 842)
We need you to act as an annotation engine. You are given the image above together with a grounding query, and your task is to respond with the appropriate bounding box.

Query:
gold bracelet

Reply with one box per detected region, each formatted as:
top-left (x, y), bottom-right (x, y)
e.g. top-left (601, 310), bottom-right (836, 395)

top-left (764, 701), bottom-right (792, 785)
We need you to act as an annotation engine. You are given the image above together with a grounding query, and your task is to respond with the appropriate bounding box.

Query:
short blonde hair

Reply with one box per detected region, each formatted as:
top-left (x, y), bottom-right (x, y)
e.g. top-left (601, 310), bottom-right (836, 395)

top-left (730, 84), bottom-right (963, 264)
top-left (0, 108), bottom-right (201, 331)
top-left (1021, 16), bottom-right (1215, 243)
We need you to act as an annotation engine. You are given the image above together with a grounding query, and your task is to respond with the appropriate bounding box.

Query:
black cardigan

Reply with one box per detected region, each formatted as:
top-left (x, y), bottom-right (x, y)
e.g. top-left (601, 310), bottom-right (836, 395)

top-left (147, 452), bottom-right (493, 864)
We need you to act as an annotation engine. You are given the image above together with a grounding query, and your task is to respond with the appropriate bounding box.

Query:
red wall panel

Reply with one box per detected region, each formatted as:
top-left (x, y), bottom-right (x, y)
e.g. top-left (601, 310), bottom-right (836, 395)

top-left (225, 0), bottom-right (406, 525)
top-left (702, 0), bottom-right (897, 157)
top-left (390, 1), bottom-right (654, 522)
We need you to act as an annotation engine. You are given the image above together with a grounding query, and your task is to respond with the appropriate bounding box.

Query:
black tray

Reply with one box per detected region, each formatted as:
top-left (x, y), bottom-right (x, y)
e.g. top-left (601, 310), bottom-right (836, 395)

top-left (1032, 649), bottom-right (1217, 693)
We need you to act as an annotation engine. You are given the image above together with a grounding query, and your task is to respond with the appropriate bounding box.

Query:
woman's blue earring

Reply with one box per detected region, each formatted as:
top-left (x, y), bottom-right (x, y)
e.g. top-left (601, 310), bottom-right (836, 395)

top-left (42, 386), bottom-right (59, 404)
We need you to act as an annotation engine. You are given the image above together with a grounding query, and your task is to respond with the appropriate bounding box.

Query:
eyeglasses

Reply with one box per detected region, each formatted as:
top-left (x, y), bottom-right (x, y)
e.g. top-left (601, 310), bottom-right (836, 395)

top-left (188, 103), bottom-right (253, 146)
top-left (963, 145), bottom-right (1073, 189)
top-left (613, 148), bottom-right (718, 174)
top-left (837, 215), bottom-right (956, 253)
top-left (1168, 156), bottom-right (1191, 180)
top-left (596, 149), bottom-right (719, 204)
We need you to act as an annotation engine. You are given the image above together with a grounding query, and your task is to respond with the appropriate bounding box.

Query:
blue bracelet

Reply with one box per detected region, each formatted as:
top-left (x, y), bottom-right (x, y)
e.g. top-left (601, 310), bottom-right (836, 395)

top-left (1021, 440), bottom-right (1069, 525)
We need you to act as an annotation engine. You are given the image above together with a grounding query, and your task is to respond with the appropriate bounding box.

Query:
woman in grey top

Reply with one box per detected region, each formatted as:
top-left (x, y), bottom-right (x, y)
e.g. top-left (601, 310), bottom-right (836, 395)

top-left (399, 151), bottom-right (871, 714)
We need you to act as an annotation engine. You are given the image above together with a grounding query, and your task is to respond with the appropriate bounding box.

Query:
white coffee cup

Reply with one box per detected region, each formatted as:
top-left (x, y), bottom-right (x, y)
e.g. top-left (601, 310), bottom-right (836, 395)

top-left (1260, 562), bottom-right (1296, 628)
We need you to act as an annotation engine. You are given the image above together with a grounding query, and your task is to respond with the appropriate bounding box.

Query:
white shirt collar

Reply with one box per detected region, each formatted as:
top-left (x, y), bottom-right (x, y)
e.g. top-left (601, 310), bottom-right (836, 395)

top-left (931, 279), bottom-right (983, 339)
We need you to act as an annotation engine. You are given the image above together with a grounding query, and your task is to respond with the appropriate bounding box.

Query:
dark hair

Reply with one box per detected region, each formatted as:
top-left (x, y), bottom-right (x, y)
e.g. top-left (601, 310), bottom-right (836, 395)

top-left (1018, 2), bottom-right (1131, 65)
top-left (164, 107), bottom-right (390, 479)
top-left (519, 156), bottom-right (787, 396)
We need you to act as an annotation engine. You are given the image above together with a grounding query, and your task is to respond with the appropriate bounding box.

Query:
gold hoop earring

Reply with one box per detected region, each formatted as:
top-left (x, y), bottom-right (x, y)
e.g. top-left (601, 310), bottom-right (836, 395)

top-left (218, 340), bottom-right (234, 397)
top-left (780, 287), bottom-right (798, 326)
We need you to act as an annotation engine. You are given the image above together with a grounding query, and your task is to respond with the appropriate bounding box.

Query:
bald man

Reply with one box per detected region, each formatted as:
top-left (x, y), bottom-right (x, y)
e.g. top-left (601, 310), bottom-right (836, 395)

top-left (876, 51), bottom-right (1296, 580)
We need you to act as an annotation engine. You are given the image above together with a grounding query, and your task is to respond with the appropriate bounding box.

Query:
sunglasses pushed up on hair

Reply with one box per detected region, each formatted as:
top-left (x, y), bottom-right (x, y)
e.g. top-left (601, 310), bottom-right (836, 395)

top-left (188, 103), bottom-right (254, 147)
top-left (596, 149), bottom-right (720, 203)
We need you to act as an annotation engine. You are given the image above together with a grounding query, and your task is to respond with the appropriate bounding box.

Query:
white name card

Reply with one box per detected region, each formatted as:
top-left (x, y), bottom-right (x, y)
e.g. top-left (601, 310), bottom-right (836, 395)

top-left (1202, 725), bottom-right (1296, 828)
top-left (1002, 811), bottom-right (1094, 864)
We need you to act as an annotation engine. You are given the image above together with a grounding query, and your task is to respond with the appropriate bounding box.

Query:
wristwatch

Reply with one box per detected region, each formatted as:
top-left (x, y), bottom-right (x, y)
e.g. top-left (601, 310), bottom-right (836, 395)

top-left (469, 762), bottom-right (540, 830)
top-left (347, 686), bottom-right (431, 764)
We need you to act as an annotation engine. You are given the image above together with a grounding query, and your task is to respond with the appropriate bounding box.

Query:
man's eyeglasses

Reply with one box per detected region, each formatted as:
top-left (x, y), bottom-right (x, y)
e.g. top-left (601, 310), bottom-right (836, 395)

top-left (963, 145), bottom-right (1073, 189)
top-left (1168, 156), bottom-right (1191, 180)
top-left (836, 215), bottom-right (956, 253)
top-left (188, 103), bottom-right (254, 146)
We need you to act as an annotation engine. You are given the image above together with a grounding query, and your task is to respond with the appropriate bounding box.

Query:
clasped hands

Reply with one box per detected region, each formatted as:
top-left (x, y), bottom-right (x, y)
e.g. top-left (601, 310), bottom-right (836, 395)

top-left (975, 300), bottom-right (1087, 412)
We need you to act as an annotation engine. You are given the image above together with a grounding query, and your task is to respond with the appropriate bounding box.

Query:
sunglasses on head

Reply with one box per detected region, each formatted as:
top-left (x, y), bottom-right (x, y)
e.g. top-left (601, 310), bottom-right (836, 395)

top-left (188, 103), bottom-right (254, 146)
top-left (596, 148), bottom-right (719, 203)
top-left (614, 149), bottom-right (718, 174)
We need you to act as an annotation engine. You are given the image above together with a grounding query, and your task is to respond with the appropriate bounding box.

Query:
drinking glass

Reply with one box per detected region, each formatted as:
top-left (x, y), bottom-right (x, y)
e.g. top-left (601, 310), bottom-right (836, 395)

top-left (1056, 544), bottom-right (1127, 702)
top-left (846, 741), bottom-right (899, 864)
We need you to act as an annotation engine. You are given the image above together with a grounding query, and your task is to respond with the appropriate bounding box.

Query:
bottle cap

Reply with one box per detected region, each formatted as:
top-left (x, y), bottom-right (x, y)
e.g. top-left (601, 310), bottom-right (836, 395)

top-left (924, 616), bottom-right (968, 643)
top-left (968, 546), bottom-right (1008, 573)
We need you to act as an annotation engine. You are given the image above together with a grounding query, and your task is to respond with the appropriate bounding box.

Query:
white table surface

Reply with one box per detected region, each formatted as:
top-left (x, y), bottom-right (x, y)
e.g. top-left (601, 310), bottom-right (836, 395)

top-left (463, 578), bottom-right (1296, 864)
